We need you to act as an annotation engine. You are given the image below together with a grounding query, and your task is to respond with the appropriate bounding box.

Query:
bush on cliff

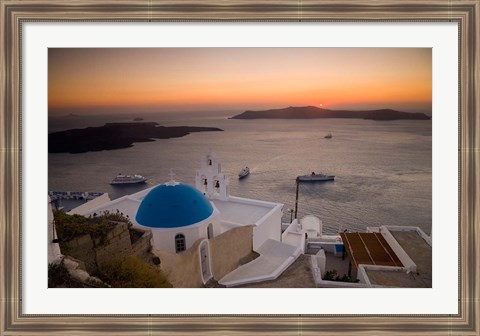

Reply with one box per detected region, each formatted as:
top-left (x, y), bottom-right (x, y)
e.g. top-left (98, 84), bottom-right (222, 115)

top-left (99, 257), bottom-right (172, 288)
top-left (54, 209), bottom-right (133, 243)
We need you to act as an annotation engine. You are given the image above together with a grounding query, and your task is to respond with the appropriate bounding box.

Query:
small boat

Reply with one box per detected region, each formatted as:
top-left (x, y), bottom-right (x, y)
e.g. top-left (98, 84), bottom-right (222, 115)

top-left (297, 172), bottom-right (335, 182)
top-left (324, 133), bottom-right (333, 139)
top-left (238, 166), bottom-right (250, 179)
top-left (110, 173), bottom-right (147, 185)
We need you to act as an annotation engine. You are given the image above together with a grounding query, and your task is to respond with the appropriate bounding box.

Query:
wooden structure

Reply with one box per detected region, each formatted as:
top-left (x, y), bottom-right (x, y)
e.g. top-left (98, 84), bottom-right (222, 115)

top-left (340, 232), bottom-right (403, 276)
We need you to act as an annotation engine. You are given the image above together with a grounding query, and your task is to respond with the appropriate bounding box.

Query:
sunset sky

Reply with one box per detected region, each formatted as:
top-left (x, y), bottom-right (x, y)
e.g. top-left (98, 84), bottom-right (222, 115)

top-left (48, 48), bottom-right (432, 116)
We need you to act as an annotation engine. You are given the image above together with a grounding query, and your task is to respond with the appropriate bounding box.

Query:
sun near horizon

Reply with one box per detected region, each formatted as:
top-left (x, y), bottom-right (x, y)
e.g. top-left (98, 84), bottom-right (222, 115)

top-left (48, 48), bottom-right (432, 116)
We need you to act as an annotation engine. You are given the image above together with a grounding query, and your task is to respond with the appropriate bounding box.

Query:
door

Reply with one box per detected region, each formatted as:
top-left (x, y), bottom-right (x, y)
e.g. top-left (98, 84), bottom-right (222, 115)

top-left (200, 240), bottom-right (212, 283)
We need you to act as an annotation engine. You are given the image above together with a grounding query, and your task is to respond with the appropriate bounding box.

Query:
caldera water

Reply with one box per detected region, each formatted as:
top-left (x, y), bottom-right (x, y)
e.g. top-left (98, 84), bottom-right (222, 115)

top-left (48, 111), bottom-right (431, 235)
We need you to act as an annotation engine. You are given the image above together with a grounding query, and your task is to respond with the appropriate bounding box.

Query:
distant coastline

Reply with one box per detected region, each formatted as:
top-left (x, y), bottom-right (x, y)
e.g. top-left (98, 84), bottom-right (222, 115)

top-left (48, 122), bottom-right (223, 154)
top-left (230, 106), bottom-right (431, 121)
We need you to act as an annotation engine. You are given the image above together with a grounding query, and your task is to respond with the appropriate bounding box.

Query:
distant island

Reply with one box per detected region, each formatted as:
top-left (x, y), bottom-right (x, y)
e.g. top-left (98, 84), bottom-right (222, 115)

top-left (49, 122), bottom-right (223, 154)
top-left (230, 106), bottom-right (431, 121)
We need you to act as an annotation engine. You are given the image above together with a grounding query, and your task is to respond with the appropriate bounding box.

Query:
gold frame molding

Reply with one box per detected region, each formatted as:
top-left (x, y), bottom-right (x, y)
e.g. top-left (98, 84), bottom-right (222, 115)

top-left (1, 0), bottom-right (479, 335)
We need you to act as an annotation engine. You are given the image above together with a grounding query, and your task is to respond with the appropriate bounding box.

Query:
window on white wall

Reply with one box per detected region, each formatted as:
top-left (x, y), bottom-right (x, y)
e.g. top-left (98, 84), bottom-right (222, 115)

top-left (175, 234), bottom-right (186, 253)
top-left (207, 223), bottom-right (213, 239)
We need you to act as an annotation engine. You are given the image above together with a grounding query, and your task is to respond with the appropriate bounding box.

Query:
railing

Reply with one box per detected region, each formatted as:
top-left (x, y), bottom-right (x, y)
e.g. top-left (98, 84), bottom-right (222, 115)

top-left (49, 191), bottom-right (104, 200)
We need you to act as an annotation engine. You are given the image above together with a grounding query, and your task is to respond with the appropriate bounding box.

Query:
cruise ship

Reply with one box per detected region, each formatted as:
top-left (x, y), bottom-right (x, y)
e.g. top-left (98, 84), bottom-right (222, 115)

top-left (110, 174), bottom-right (147, 185)
top-left (297, 172), bottom-right (335, 182)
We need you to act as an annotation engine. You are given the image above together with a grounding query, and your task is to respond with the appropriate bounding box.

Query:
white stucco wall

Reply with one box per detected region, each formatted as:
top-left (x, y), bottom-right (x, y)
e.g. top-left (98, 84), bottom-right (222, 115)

top-left (149, 225), bottom-right (202, 253)
top-left (252, 204), bottom-right (282, 250)
top-left (138, 211), bottom-right (220, 253)
top-left (68, 193), bottom-right (111, 215)
top-left (78, 197), bottom-right (142, 224)
top-left (380, 226), bottom-right (417, 273)
top-left (47, 197), bottom-right (62, 264)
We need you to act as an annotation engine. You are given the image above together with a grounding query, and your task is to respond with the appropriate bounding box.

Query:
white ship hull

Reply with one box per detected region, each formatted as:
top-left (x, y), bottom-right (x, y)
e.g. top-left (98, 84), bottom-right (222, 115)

top-left (110, 174), bottom-right (147, 185)
top-left (297, 174), bottom-right (334, 182)
top-left (238, 167), bottom-right (250, 179)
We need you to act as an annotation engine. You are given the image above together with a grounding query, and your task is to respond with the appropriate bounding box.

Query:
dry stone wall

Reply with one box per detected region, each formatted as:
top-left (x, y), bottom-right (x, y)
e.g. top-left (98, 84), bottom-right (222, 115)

top-left (63, 233), bottom-right (97, 273)
top-left (62, 222), bottom-right (152, 274)
top-left (131, 231), bottom-right (153, 258)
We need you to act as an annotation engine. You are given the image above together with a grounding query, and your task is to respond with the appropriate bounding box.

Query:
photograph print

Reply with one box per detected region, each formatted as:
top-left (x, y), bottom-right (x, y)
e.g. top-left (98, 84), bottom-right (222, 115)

top-left (47, 48), bottom-right (432, 289)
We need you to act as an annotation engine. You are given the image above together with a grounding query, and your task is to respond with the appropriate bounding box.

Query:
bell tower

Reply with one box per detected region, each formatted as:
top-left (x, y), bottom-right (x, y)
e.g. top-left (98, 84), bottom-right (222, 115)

top-left (195, 150), bottom-right (229, 200)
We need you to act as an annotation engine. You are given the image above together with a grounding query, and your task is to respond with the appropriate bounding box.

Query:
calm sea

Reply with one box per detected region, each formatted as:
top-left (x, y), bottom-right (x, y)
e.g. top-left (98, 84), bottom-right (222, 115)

top-left (48, 111), bottom-right (432, 235)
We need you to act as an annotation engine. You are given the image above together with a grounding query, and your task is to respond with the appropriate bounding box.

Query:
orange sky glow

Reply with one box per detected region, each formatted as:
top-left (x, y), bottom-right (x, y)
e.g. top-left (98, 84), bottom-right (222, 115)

top-left (48, 48), bottom-right (432, 115)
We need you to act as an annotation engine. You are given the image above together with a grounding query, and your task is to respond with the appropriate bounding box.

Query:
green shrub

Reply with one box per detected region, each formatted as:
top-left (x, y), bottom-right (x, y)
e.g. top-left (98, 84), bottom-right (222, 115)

top-left (54, 211), bottom-right (109, 242)
top-left (99, 257), bottom-right (172, 288)
top-left (97, 209), bottom-right (133, 228)
top-left (323, 269), bottom-right (359, 283)
top-left (48, 262), bottom-right (74, 287)
top-left (53, 210), bottom-right (132, 244)
top-left (48, 261), bottom-right (108, 288)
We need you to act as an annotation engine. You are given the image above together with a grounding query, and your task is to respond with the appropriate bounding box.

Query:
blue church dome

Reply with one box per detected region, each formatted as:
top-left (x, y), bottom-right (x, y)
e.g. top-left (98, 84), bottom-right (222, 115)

top-left (136, 182), bottom-right (214, 228)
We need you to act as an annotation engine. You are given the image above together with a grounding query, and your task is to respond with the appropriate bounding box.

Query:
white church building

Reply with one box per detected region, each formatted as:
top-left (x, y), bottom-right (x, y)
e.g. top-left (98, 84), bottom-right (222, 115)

top-left (75, 151), bottom-right (283, 253)
top-left (66, 151), bottom-right (303, 286)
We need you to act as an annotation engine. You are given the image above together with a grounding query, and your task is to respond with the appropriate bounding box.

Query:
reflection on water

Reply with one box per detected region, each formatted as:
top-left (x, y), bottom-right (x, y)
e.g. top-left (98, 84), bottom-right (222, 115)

top-left (49, 114), bottom-right (432, 235)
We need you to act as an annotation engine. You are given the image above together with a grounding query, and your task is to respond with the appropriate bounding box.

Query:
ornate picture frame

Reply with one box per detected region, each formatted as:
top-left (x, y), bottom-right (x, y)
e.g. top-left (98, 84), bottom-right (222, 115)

top-left (1, 1), bottom-right (478, 335)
